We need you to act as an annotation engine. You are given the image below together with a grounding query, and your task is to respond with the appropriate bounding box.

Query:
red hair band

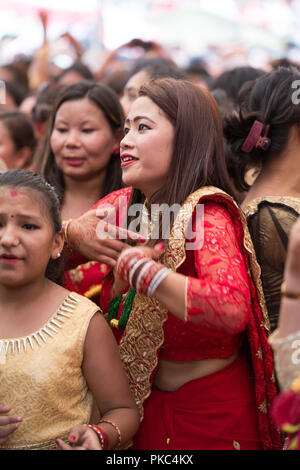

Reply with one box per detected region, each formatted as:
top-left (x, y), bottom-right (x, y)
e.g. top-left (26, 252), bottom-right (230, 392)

top-left (241, 120), bottom-right (271, 153)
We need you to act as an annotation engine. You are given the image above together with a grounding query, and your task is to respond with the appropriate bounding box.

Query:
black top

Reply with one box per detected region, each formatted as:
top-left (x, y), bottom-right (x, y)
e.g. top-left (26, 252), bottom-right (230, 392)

top-left (245, 197), bottom-right (300, 333)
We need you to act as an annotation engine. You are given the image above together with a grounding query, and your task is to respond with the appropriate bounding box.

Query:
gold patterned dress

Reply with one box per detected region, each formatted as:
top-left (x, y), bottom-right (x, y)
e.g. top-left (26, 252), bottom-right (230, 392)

top-left (244, 197), bottom-right (300, 333)
top-left (0, 293), bottom-right (100, 450)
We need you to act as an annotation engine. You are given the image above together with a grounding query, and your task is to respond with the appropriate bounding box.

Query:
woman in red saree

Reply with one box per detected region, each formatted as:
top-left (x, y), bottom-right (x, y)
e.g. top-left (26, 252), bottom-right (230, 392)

top-left (65, 78), bottom-right (281, 450)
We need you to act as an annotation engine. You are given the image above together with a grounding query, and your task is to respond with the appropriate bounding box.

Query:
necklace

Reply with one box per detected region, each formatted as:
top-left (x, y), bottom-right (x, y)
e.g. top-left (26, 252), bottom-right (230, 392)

top-left (141, 199), bottom-right (161, 238)
top-left (108, 288), bottom-right (136, 330)
top-left (140, 200), bottom-right (152, 237)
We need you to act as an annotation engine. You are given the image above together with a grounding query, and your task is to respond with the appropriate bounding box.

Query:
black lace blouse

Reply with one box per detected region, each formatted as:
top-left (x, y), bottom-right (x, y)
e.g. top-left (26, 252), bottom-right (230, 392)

top-left (245, 197), bottom-right (300, 333)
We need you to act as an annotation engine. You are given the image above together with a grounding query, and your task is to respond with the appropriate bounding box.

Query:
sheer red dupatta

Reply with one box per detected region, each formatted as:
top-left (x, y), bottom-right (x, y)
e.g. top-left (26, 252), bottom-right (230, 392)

top-left (119, 187), bottom-right (282, 450)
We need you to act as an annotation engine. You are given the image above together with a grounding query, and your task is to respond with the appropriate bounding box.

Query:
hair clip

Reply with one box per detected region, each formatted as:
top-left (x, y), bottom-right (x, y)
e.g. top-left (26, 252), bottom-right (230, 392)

top-left (241, 120), bottom-right (270, 153)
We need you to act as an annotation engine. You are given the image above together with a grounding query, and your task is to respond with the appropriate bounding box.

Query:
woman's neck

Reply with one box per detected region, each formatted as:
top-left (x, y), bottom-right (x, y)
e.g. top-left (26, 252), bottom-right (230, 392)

top-left (61, 171), bottom-right (107, 220)
top-left (242, 145), bottom-right (300, 207)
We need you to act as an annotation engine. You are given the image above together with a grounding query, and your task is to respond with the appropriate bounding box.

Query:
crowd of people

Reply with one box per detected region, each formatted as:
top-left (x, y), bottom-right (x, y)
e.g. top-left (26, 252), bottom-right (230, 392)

top-left (1, 26), bottom-right (300, 452)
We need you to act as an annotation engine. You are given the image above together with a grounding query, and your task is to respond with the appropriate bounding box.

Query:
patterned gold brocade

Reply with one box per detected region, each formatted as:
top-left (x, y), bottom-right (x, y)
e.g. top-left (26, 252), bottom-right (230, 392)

top-left (259, 400), bottom-right (268, 414)
top-left (119, 187), bottom-right (270, 420)
top-left (0, 293), bottom-right (100, 450)
top-left (68, 261), bottom-right (101, 285)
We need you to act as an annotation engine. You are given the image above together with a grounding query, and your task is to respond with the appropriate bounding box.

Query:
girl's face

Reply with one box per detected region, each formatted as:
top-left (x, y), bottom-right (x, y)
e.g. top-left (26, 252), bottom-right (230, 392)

top-left (120, 96), bottom-right (174, 199)
top-left (0, 187), bottom-right (63, 288)
top-left (50, 98), bottom-right (120, 181)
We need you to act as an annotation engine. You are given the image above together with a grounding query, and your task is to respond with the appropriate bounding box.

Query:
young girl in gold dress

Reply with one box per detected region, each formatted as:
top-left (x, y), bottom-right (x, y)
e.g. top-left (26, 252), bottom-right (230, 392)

top-left (0, 169), bottom-right (139, 450)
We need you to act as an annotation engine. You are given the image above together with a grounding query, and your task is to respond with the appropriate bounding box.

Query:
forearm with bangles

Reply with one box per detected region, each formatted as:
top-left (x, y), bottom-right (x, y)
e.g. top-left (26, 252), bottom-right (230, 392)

top-left (117, 248), bottom-right (171, 297)
top-left (87, 419), bottom-right (121, 450)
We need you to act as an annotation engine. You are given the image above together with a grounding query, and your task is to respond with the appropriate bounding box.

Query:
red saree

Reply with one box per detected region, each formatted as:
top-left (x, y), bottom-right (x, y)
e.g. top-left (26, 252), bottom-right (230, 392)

top-left (116, 187), bottom-right (282, 450)
top-left (132, 355), bottom-right (262, 450)
top-left (64, 185), bottom-right (281, 449)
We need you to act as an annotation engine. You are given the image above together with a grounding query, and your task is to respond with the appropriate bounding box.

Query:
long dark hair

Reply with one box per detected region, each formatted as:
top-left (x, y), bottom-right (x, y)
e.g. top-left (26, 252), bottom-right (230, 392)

top-left (126, 78), bottom-right (236, 243)
top-left (39, 81), bottom-right (124, 202)
top-left (224, 66), bottom-right (300, 192)
top-left (0, 169), bottom-right (63, 282)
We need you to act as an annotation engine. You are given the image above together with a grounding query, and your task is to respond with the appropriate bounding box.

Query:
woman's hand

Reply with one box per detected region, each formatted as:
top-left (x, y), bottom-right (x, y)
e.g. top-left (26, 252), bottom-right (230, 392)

top-left (66, 208), bottom-right (146, 267)
top-left (0, 404), bottom-right (22, 444)
top-left (111, 243), bottom-right (165, 298)
top-left (56, 425), bottom-right (102, 450)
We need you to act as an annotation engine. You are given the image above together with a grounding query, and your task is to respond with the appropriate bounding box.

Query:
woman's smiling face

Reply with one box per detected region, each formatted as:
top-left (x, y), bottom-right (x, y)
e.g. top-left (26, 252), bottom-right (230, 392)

top-left (120, 96), bottom-right (174, 199)
top-left (50, 98), bottom-right (119, 181)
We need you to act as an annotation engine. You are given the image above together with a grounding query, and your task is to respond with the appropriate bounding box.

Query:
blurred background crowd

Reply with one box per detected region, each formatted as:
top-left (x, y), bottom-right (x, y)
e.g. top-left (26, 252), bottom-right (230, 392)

top-left (3, 0), bottom-right (300, 450)
top-left (0, 0), bottom-right (300, 173)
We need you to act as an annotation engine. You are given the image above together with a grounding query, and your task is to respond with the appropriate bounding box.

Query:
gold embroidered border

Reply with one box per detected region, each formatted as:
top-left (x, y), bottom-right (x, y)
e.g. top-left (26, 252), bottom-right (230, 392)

top-left (239, 209), bottom-right (271, 332)
top-left (244, 196), bottom-right (300, 218)
top-left (1, 434), bottom-right (69, 450)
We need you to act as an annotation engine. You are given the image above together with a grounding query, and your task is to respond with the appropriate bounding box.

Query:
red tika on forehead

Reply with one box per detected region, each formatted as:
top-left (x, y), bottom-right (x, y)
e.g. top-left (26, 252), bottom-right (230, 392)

top-left (10, 190), bottom-right (18, 197)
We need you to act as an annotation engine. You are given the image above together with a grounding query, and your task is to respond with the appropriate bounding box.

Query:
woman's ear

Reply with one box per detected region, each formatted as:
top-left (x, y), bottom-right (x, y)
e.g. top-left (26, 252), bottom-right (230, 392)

top-left (14, 146), bottom-right (32, 169)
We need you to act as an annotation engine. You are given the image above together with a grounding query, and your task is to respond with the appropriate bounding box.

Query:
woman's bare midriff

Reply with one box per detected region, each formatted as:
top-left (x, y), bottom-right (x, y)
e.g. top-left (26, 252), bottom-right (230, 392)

top-left (153, 354), bottom-right (239, 392)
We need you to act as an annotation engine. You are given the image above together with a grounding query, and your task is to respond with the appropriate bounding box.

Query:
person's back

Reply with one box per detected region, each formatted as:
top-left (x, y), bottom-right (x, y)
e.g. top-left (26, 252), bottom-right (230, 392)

top-left (224, 66), bottom-right (300, 331)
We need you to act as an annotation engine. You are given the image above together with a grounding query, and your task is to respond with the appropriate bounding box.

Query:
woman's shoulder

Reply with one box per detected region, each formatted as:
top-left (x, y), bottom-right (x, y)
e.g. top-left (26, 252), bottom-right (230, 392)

top-left (187, 187), bottom-right (241, 223)
top-left (244, 196), bottom-right (300, 220)
top-left (244, 196), bottom-right (300, 254)
top-left (94, 187), bottom-right (132, 208)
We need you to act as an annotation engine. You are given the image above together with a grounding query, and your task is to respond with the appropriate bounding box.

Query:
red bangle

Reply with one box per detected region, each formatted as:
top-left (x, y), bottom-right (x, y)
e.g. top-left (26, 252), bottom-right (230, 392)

top-left (136, 262), bottom-right (162, 295)
top-left (87, 424), bottom-right (109, 450)
top-left (118, 252), bottom-right (147, 282)
top-left (99, 419), bottom-right (121, 450)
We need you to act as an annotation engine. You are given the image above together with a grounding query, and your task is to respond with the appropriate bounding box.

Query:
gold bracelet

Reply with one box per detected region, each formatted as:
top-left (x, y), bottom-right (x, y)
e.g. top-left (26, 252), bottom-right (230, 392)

top-left (63, 218), bottom-right (73, 246)
top-left (281, 281), bottom-right (300, 300)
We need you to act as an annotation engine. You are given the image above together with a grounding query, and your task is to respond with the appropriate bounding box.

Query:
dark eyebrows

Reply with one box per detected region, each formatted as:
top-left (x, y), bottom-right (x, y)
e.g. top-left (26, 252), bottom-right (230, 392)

top-left (18, 215), bottom-right (42, 222)
top-left (54, 119), bottom-right (96, 125)
top-left (124, 115), bottom-right (156, 125)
